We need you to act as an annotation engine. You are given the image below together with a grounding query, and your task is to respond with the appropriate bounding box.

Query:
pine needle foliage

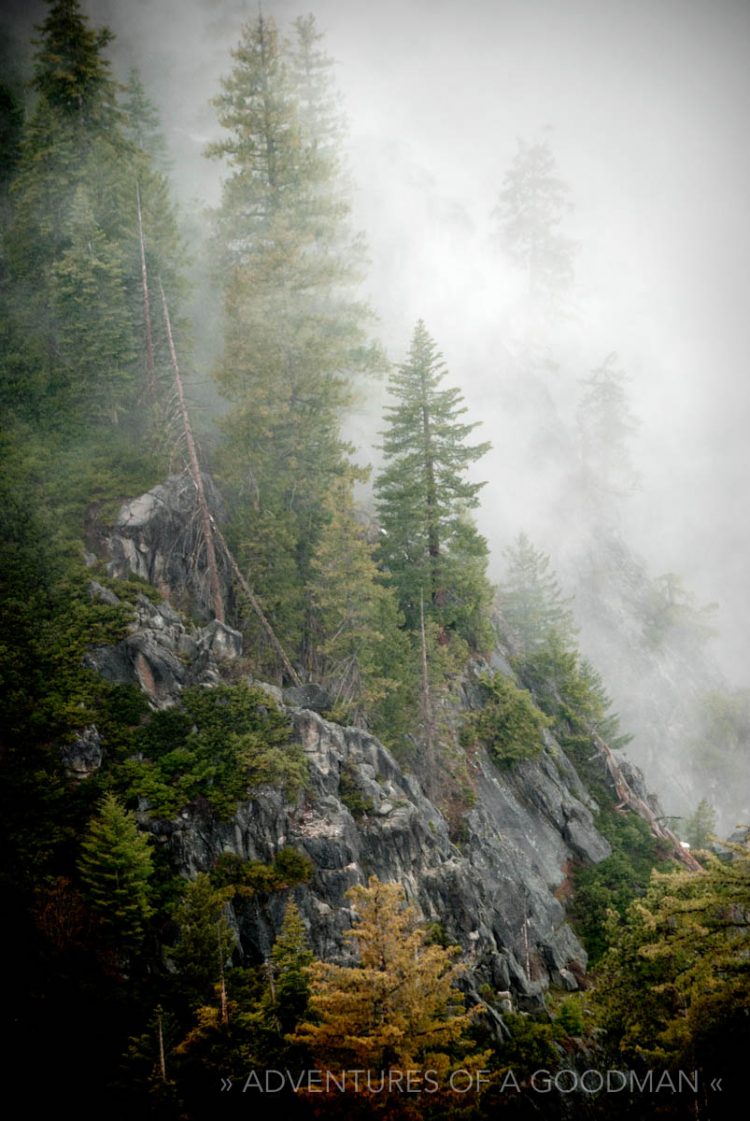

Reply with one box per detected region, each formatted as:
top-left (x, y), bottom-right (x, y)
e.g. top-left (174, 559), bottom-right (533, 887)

top-left (375, 321), bottom-right (492, 647)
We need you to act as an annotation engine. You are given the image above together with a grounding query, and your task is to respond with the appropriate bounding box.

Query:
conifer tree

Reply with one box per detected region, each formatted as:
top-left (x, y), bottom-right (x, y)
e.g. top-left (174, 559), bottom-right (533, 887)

top-left (208, 12), bottom-right (380, 674)
top-left (269, 899), bottom-right (313, 1034)
top-left (577, 353), bottom-right (640, 501)
top-left (3, 0), bottom-right (183, 441)
top-left (50, 185), bottom-right (135, 425)
top-left (493, 137), bottom-right (576, 310)
top-left (375, 321), bottom-right (491, 645)
top-left (122, 69), bottom-right (170, 170)
top-left (683, 799), bottom-right (717, 850)
top-left (170, 874), bottom-right (235, 1009)
top-left (294, 877), bottom-right (487, 1089)
top-left (497, 532), bottom-right (576, 655)
top-left (308, 479), bottom-right (411, 726)
top-left (595, 838), bottom-right (750, 1081)
top-left (78, 792), bottom-right (153, 952)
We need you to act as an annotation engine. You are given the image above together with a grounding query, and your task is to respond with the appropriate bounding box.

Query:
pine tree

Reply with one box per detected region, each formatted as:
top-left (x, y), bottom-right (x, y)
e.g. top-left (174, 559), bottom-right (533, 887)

top-left (308, 478), bottom-right (412, 727)
top-left (9, 0), bottom-right (122, 275)
top-left (31, 0), bottom-right (117, 123)
top-left (293, 877), bottom-right (488, 1092)
top-left (170, 873), bottom-right (235, 1009)
top-left (577, 353), bottom-right (640, 501)
top-left (269, 899), bottom-right (313, 1034)
top-left (50, 185), bottom-right (135, 424)
top-left (683, 799), bottom-right (717, 850)
top-left (497, 532), bottom-right (576, 655)
top-left (595, 838), bottom-right (750, 1082)
top-left (78, 792), bottom-right (153, 952)
top-left (375, 321), bottom-right (492, 645)
top-left (208, 11), bottom-right (380, 674)
top-left (493, 137), bottom-right (576, 310)
top-left (3, 0), bottom-right (183, 441)
top-left (122, 69), bottom-right (170, 170)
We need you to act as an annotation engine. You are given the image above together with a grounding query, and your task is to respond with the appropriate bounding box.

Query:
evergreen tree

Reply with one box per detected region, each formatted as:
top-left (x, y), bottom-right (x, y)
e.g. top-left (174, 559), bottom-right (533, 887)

top-left (683, 799), bottom-right (717, 850)
top-left (2, 0), bottom-right (183, 441)
top-left (644, 571), bottom-right (718, 651)
top-left (269, 899), bottom-right (313, 1034)
top-left (595, 838), bottom-right (750, 1084)
top-left (8, 0), bottom-right (122, 276)
top-left (497, 532), bottom-right (576, 655)
top-left (31, 0), bottom-right (117, 123)
top-left (577, 352), bottom-right (640, 501)
top-left (375, 321), bottom-right (492, 645)
top-left (78, 792), bottom-right (153, 952)
top-left (170, 873), bottom-right (235, 1010)
top-left (293, 877), bottom-right (489, 1098)
top-left (122, 69), bottom-right (170, 169)
top-left (493, 137), bottom-right (576, 310)
top-left (50, 185), bottom-right (135, 424)
top-left (308, 478), bottom-right (412, 728)
top-left (208, 11), bottom-right (381, 674)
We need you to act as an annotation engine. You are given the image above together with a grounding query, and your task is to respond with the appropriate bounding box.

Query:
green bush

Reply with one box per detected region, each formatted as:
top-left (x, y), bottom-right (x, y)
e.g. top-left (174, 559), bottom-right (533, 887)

top-left (571, 809), bottom-right (663, 962)
top-left (460, 670), bottom-right (550, 768)
top-left (211, 847), bottom-right (314, 896)
top-left (117, 683), bottom-right (308, 820)
top-left (338, 760), bottom-right (374, 818)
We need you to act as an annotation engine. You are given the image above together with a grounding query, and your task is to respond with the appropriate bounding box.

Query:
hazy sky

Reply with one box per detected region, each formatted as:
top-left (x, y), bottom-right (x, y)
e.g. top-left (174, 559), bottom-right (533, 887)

top-left (5, 0), bottom-right (750, 680)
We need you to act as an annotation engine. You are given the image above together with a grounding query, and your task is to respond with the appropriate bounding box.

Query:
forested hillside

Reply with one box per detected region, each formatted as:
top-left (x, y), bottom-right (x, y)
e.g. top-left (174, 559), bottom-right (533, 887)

top-left (1, 3), bottom-right (747, 1118)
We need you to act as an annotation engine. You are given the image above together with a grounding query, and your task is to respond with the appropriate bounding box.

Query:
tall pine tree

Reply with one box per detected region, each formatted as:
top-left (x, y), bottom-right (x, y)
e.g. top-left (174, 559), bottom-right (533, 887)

top-left (208, 12), bottom-right (381, 676)
top-left (493, 137), bottom-right (576, 313)
top-left (375, 321), bottom-right (492, 647)
top-left (78, 792), bottom-right (153, 954)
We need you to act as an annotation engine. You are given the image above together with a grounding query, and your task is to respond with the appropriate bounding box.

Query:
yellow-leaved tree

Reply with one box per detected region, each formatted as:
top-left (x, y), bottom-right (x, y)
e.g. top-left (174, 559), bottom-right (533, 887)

top-left (293, 876), bottom-right (491, 1114)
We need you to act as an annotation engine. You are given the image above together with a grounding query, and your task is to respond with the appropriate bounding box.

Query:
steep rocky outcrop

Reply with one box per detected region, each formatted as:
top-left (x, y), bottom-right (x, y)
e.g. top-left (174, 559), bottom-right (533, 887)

top-left (163, 702), bottom-right (610, 1003)
top-left (85, 590), bottom-right (613, 1004)
top-left (84, 591), bottom-right (242, 706)
top-left (92, 476), bottom-right (624, 1002)
top-left (106, 472), bottom-right (230, 621)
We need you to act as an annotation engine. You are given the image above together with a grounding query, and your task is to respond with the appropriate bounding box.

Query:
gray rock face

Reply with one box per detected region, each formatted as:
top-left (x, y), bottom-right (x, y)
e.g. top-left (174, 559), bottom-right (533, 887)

top-left (106, 472), bottom-right (229, 621)
top-left (282, 682), bottom-right (332, 713)
top-left (84, 594), bottom-right (243, 706)
top-left (96, 482), bottom-right (617, 1000)
top-left (59, 725), bottom-right (102, 778)
top-left (164, 703), bottom-right (610, 1000)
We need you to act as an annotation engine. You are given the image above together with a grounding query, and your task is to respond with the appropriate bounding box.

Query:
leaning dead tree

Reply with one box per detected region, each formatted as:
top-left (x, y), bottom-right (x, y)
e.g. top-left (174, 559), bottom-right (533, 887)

top-left (159, 279), bottom-right (226, 626)
top-left (212, 522), bottom-right (302, 687)
top-left (135, 185), bottom-right (300, 682)
top-left (591, 731), bottom-right (702, 872)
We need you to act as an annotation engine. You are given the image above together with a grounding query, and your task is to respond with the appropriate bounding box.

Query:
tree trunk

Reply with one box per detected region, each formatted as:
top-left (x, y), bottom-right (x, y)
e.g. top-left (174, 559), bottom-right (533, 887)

top-left (159, 280), bottom-right (225, 624)
top-left (135, 183), bottom-right (156, 404)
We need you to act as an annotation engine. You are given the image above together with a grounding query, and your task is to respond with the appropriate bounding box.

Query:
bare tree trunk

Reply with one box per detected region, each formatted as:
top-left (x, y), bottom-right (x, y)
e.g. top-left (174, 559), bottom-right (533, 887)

top-left (212, 522), bottom-right (302, 687)
top-left (591, 731), bottom-right (702, 872)
top-left (522, 893), bottom-right (531, 979)
top-left (135, 183), bottom-right (156, 404)
top-left (156, 1007), bottom-right (167, 1083)
top-left (218, 923), bottom-right (229, 1026)
top-left (419, 591), bottom-right (437, 790)
top-left (158, 280), bottom-right (225, 624)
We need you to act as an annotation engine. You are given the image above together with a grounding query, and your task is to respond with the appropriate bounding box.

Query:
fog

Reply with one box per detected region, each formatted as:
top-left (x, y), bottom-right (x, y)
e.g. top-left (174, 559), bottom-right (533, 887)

top-left (5, 0), bottom-right (749, 817)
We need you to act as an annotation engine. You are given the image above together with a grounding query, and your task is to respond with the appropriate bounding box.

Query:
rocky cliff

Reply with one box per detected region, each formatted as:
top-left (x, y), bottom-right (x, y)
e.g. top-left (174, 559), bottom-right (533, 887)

top-left (82, 473), bottom-right (623, 1006)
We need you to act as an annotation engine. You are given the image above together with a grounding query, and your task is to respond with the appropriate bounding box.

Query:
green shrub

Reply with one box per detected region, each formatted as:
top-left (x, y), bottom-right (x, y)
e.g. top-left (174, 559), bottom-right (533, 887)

top-left (338, 760), bottom-right (374, 818)
top-left (211, 847), bottom-right (314, 896)
top-left (460, 670), bottom-right (550, 768)
top-left (117, 682), bottom-right (307, 819)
